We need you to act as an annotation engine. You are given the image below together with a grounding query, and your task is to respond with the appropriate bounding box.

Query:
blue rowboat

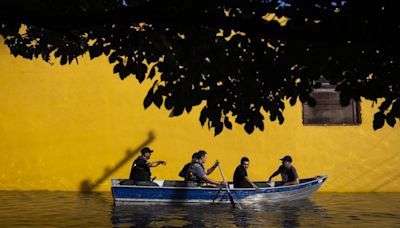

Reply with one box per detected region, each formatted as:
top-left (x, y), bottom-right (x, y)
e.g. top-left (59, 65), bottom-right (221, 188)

top-left (111, 176), bottom-right (327, 204)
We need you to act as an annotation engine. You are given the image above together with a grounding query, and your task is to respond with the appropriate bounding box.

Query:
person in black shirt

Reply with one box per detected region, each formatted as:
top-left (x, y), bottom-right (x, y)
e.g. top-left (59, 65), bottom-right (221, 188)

top-left (233, 157), bottom-right (258, 188)
top-left (268, 155), bottom-right (299, 186)
top-left (129, 147), bottom-right (166, 186)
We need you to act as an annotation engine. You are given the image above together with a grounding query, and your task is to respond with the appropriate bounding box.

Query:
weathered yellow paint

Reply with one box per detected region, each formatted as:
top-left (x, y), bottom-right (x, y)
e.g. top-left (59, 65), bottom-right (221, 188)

top-left (0, 41), bottom-right (399, 192)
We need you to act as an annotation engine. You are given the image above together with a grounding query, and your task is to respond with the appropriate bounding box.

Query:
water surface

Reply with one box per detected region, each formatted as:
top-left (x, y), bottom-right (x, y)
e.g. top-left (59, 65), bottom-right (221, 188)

top-left (0, 191), bottom-right (399, 227)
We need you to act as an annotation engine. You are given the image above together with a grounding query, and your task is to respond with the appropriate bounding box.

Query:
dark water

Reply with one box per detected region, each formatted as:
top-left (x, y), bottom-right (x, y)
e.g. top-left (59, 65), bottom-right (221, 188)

top-left (0, 192), bottom-right (399, 227)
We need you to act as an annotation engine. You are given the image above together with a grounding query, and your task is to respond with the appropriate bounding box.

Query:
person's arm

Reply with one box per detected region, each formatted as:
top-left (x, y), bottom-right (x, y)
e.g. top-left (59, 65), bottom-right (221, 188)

top-left (206, 160), bottom-right (219, 175)
top-left (201, 175), bottom-right (225, 186)
top-left (244, 176), bottom-right (259, 189)
top-left (269, 168), bottom-right (281, 181)
top-left (148, 161), bottom-right (167, 167)
top-left (283, 178), bottom-right (300, 186)
top-left (192, 164), bottom-right (225, 186)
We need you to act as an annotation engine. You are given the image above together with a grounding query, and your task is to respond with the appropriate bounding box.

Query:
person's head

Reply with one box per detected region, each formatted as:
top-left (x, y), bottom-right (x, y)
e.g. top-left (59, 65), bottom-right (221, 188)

top-left (240, 157), bottom-right (250, 169)
top-left (280, 155), bottom-right (293, 168)
top-left (141, 147), bottom-right (153, 159)
top-left (191, 152), bottom-right (198, 162)
top-left (196, 150), bottom-right (207, 164)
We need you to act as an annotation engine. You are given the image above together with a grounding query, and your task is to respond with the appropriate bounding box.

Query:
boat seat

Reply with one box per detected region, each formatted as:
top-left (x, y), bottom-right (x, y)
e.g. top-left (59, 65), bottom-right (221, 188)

top-left (255, 182), bottom-right (271, 188)
top-left (162, 180), bottom-right (187, 187)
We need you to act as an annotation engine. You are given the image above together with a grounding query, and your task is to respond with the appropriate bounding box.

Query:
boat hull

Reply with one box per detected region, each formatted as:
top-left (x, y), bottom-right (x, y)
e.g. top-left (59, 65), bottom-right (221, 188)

top-left (111, 176), bottom-right (327, 204)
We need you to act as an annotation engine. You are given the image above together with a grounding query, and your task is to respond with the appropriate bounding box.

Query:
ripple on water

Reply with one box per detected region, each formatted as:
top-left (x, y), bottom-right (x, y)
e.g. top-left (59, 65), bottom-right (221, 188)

top-left (0, 192), bottom-right (400, 227)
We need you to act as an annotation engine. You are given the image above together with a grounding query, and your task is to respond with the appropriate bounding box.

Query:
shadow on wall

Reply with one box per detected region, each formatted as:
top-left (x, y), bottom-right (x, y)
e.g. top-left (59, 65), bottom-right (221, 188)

top-left (325, 130), bottom-right (400, 192)
top-left (79, 131), bottom-right (155, 192)
top-left (371, 172), bottom-right (400, 192)
top-left (369, 151), bottom-right (400, 192)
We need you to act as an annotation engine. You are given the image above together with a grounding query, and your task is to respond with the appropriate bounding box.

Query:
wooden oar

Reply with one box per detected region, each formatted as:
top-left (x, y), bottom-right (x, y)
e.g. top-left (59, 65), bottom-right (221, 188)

top-left (217, 162), bottom-right (235, 208)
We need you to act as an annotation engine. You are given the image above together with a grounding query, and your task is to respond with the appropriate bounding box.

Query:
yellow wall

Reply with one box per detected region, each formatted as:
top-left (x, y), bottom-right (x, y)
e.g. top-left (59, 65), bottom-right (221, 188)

top-left (1, 41), bottom-right (399, 192)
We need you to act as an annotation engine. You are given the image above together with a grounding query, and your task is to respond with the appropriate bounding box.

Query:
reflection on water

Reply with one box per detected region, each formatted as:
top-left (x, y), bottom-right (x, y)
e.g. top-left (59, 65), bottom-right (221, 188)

top-left (0, 191), bottom-right (400, 227)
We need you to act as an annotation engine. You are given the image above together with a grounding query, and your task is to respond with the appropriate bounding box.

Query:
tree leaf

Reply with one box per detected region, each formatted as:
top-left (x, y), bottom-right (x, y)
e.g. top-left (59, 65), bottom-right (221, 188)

top-left (119, 67), bottom-right (129, 80)
top-left (109, 52), bottom-right (118, 63)
top-left (185, 105), bottom-right (192, 113)
top-left (277, 111), bottom-right (284, 124)
top-left (136, 63), bottom-right (147, 83)
top-left (373, 112), bottom-right (385, 130)
top-left (269, 110), bottom-right (277, 121)
top-left (171, 105), bottom-right (184, 117)
top-left (392, 100), bottom-right (400, 118)
top-left (153, 92), bottom-right (163, 108)
top-left (214, 123), bottom-right (223, 136)
top-left (164, 96), bottom-right (173, 110)
top-left (199, 108), bottom-right (207, 126)
top-left (148, 65), bottom-right (157, 79)
top-left (244, 122), bottom-right (254, 134)
top-left (143, 90), bottom-right (154, 109)
top-left (127, 57), bottom-right (136, 74)
top-left (60, 55), bottom-right (67, 65)
top-left (307, 97), bottom-right (316, 107)
top-left (289, 96), bottom-right (297, 106)
top-left (224, 116), bottom-right (232, 129)
top-left (113, 62), bottom-right (123, 74)
top-left (386, 114), bottom-right (396, 127)
top-left (89, 46), bottom-right (102, 59)
top-left (379, 99), bottom-right (393, 112)
top-left (340, 91), bottom-right (351, 107)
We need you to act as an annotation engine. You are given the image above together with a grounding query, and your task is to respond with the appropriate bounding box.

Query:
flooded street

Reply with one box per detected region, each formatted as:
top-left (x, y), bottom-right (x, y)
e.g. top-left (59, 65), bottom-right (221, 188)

top-left (0, 191), bottom-right (399, 227)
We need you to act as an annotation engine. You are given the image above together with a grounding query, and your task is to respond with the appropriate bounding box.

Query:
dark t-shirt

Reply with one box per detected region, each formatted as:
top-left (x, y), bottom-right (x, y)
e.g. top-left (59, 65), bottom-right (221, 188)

top-left (233, 165), bottom-right (252, 188)
top-left (275, 165), bottom-right (299, 183)
top-left (129, 156), bottom-right (151, 181)
top-left (277, 165), bottom-right (288, 182)
top-left (286, 166), bottom-right (298, 182)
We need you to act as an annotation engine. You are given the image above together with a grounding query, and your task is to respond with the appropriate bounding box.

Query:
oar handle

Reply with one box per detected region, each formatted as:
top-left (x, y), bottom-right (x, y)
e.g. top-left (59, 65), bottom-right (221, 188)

top-left (217, 162), bottom-right (236, 207)
top-left (217, 163), bottom-right (230, 190)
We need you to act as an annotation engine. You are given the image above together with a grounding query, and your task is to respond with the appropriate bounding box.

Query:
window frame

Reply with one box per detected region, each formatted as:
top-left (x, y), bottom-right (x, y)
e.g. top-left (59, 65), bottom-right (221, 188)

top-left (302, 85), bottom-right (362, 126)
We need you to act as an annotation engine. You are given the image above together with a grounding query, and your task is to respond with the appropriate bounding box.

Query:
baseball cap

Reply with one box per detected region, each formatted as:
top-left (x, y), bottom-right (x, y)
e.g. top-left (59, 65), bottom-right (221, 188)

top-left (141, 147), bottom-right (154, 154)
top-left (280, 155), bottom-right (292, 162)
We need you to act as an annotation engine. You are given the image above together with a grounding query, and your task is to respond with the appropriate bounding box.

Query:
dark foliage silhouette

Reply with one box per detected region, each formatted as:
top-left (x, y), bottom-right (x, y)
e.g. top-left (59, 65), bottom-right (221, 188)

top-left (1, 0), bottom-right (399, 135)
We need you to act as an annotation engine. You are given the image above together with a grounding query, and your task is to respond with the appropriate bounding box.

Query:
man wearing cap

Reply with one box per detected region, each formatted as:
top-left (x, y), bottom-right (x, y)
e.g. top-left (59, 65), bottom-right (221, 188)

top-left (268, 155), bottom-right (299, 186)
top-left (129, 147), bottom-right (166, 186)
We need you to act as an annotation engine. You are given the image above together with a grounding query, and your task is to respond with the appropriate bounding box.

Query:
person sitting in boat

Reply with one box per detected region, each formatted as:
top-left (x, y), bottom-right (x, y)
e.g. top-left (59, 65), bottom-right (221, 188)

top-left (128, 147), bottom-right (166, 186)
top-left (268, 155), bottom-right (299, 186)
top-left (233, 157), bottom-right (259, 188)
top-left (185, 150), bottom-right (225, 187)
top-left (178, 152), bottom-right (198, 179)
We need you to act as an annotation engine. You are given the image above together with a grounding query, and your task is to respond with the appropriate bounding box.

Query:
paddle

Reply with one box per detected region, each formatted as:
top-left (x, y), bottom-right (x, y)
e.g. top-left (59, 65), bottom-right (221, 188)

top-left (217, 162), bottom-right (236, 208)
